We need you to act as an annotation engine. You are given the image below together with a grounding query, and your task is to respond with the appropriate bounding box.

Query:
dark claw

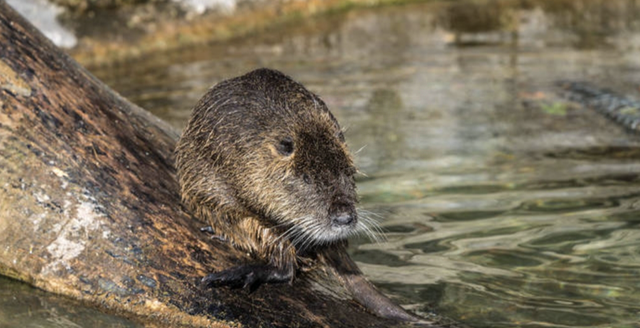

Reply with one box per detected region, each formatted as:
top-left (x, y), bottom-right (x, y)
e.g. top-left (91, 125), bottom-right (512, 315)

top-left (200, 226), bottom-right (228, 242)
top-left (200, 226), bottom-right (215, 234)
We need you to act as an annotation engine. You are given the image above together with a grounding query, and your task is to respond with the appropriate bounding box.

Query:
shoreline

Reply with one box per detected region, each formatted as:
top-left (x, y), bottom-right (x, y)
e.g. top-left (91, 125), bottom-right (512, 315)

top-left (68, 0), bottom-right (429, 68)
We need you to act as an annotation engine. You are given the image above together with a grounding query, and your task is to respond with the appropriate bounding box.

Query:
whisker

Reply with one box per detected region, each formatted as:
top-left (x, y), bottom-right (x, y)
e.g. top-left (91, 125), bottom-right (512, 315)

top-left (358, 209), bottom-right (383, 219)
top-left (354, 144), bottom-right (367, 155)
top-left (285, 229), bottom-right (305, 254)
top-left (359, 219), bottom-right (377, 242)
top-left (356, 210), bottom-right (387, 243)
top-left (269, 225), bottom-right (297, 247)
top-left (299, 223), bottom-right (322, 252)
top-left (267, 214), bottom-right (314, 248)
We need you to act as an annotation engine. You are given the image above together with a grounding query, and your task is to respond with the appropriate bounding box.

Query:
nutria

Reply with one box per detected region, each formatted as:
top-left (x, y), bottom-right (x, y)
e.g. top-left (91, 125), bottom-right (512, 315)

top-left (175, 68), bottom-right (419, 322)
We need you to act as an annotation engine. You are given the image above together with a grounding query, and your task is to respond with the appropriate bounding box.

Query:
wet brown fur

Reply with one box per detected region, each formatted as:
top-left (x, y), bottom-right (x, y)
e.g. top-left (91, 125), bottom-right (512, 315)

top-left (175, 68), bottom-right (419, 322)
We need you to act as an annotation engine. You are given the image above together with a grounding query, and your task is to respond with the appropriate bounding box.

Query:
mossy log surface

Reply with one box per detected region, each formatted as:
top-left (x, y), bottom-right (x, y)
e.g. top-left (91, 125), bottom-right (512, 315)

top-left (0, 2), bottom-right (407, 327)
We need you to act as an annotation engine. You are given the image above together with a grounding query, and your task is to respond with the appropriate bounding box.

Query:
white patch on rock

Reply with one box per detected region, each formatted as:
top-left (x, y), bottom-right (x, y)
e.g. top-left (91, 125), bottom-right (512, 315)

top-left (42, 190), bottom-right (111, 275)
top-left (31, 212), bottom-right (47, 232)
top-left (33, 191), bottom-right (50, 204)
top-left (31, 191), bottom-right (51, 230)
top-left (52, 167), bottom-right (69, 189)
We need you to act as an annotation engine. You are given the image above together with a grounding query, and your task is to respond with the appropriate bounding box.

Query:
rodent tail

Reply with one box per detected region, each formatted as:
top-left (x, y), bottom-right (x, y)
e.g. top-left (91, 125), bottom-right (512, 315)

top-left (341, 272), bottom-right (423, 322)
top-left (320, 244), bottom-right (429, 324)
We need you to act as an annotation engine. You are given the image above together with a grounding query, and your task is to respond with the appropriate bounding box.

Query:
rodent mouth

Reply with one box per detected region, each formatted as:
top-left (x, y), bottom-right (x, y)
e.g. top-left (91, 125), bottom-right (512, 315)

top-left (328, 225), bottom-right (357, 241)
top-left (308, 221), bottom-right (357, 245)
top-left (283, 219), bottom-right (357, 250)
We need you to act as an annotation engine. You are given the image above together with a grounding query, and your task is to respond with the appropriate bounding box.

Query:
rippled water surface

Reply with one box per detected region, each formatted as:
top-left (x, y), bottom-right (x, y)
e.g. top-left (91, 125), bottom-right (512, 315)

top-left (0, 276), bottom-right (139, 327)
top-left (89, 1), bottom-right (640, 327)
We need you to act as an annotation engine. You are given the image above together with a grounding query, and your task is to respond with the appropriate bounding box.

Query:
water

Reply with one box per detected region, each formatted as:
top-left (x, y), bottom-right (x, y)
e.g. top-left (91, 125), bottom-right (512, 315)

top-left (24, 0), bottom-right (640, 327)
top-left (0, 276), bottom-right (139, 327)
top-left (5, 0), bottom-right (77, 48)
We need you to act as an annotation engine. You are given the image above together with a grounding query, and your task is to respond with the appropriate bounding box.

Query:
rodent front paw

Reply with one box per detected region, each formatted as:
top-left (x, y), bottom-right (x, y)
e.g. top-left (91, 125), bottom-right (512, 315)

top-left (201, 264), bottom-right (293, 292)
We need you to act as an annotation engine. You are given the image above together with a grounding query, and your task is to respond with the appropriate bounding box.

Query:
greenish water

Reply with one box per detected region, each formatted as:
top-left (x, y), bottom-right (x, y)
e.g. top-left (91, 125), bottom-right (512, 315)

top-left (9, 0), bottom-right (640, 327)
top-left (0, 276), bottom-right (139, 327)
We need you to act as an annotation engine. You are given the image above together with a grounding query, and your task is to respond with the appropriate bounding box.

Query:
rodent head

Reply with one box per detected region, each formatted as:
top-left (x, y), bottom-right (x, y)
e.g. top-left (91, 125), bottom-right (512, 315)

top-left (176, 68), bottom-right (359, 248)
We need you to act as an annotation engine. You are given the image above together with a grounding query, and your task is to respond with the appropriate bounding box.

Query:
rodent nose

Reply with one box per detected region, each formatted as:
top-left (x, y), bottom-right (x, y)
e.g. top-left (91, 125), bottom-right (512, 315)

top-left (332, 212), bottom-right (355, 226)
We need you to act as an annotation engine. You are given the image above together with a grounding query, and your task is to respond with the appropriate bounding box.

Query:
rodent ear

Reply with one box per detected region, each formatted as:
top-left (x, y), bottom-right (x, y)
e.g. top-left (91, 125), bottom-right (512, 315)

top-left (276, 137), bottom-right (295, 156)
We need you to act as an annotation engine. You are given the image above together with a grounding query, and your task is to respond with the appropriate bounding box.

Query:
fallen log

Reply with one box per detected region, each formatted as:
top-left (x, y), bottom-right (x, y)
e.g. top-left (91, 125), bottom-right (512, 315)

top-left (0, 1), bottom-right (425, 327)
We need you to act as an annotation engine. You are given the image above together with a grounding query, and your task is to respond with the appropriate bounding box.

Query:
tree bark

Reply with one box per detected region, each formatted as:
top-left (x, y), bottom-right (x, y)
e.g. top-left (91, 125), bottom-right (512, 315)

top-left (0, 2), bottom-right (413, 327)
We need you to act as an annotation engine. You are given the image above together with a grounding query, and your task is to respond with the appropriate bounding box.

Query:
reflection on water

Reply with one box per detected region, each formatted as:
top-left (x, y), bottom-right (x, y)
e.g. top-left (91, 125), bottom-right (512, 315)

top-left (0, 276), bottom-right (140, 327)
top-left (86, 0), bottom-right (640, 327)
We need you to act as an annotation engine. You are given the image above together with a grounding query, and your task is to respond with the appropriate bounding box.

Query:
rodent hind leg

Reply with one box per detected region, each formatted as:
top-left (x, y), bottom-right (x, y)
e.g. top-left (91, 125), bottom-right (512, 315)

top-left (202, 263), bottom-right (294, 292)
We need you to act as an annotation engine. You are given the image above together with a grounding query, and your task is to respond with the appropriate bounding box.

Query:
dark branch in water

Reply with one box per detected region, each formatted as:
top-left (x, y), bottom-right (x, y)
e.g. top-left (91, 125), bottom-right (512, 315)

top-left (557, 81), bottom-right (640, 133)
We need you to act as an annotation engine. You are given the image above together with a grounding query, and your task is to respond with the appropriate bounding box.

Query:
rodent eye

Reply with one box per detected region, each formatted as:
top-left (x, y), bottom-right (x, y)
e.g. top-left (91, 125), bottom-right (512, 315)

top-left (276, 137), bottom-right (294, 156)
